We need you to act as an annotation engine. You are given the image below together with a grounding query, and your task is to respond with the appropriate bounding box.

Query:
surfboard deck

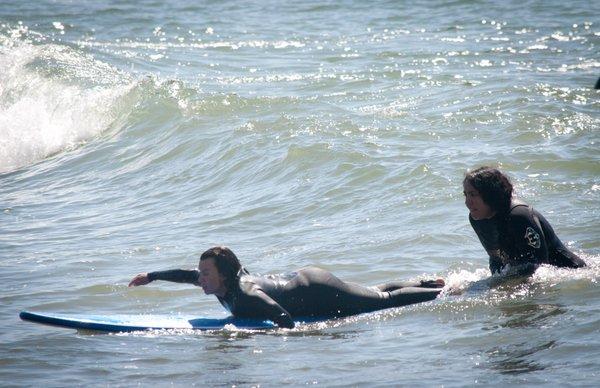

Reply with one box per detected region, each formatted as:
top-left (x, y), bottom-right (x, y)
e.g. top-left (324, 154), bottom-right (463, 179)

top-left (19, 310), bottom-right (285, 332)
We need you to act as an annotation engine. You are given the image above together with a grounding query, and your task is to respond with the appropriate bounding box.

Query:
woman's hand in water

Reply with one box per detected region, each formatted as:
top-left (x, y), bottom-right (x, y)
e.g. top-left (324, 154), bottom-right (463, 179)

top-left (128, 273), bottom-right (150, 287)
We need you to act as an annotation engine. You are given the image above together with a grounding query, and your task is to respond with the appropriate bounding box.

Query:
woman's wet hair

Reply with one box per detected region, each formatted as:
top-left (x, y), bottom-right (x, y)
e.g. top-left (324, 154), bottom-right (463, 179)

top-left (464, 166), bottom-right (513, 214)
top-left (200, 246), bottom-right (244, 288)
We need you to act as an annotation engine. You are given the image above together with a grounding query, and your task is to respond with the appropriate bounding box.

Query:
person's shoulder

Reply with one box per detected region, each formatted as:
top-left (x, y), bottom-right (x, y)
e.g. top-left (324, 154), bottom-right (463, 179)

top-left (238, 275), bottom-right (265, 294)
top-left (508, 198), bottom-right (530, 214)
top-left (506, 199), bottom-right (534, 224)
top-left (239, 274), bottom-right (257, 286)
top-left (509, 198), bottom-right (529, 209)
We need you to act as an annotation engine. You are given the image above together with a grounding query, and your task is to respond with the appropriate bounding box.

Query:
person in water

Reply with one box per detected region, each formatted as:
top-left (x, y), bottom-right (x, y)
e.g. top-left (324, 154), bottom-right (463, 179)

top-left (129, 246), bottom-right (445, 329)
top-left (463, 166), bottom-right (586, 275)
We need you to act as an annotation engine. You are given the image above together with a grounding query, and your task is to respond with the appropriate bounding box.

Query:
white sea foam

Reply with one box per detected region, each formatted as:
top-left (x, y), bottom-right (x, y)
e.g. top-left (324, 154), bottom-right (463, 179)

top-left (0, 36), bottom-right (135, 174)
top-left (440, 254), bottom-right (599, 298)
top-left (443, 267), bottom-right (491, 295)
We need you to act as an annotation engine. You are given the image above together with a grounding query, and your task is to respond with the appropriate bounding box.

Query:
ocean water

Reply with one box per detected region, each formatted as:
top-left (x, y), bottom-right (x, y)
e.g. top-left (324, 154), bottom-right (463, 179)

top-left (1, 0), bottom-right (599, 386)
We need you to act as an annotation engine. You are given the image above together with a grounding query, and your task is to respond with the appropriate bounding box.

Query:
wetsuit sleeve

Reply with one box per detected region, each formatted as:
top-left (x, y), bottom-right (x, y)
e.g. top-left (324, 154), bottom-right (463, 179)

top-left (244, 288), bottom-right (295, 329)
top-left (489, 256), bottom-right (503, 274)
top-left (147, 269), bottom-right (200, 286)
top-left (507, 207), bottom-right (549, 267)
top-left (535, 212), bottom-right (587, 269)
top-left (469, 215), bottom-right (503, 274)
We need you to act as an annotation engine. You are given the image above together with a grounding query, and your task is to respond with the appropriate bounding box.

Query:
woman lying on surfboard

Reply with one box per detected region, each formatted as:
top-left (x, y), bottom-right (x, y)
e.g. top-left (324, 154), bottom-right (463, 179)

top-left (129, 246), bottom-right (444, 328)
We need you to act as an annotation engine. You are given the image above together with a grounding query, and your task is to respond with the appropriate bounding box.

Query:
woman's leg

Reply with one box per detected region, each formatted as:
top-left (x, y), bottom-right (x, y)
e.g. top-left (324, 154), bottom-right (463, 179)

top-left (290, 267), bottom-right (443, 316)
top-left (386, 286), bottom-right (443, 307)
top-left (374, 280), bottom-right (422, 292)
top-left (374, 279), bottom-right (445, 292)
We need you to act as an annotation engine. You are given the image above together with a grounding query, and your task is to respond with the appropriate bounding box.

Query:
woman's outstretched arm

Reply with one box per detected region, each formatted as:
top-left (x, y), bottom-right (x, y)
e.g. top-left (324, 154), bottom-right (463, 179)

top-left (128, 269), bottom-right (200, 287)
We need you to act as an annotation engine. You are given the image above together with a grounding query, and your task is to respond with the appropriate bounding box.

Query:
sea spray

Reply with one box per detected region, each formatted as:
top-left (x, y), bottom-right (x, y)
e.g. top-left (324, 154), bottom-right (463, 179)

top-left (0, 28), bottom-right (135, 174)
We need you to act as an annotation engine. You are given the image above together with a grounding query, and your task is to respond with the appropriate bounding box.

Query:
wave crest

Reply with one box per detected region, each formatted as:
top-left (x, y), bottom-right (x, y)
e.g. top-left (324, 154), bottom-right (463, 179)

top-left (0, 26), bottom-right (135, 174)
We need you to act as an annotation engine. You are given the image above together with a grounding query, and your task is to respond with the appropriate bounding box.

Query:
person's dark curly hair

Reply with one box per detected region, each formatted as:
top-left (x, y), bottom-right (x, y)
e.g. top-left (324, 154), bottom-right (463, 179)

top-left (463, 166), bottom-right (513, 215)
top-left (200, 246), bottom-right (246, 289)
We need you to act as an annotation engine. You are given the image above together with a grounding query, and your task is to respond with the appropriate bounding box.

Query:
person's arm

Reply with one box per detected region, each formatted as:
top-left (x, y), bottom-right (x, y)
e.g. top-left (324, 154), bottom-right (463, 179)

top-left (241, 287), bottom-right (295, 329)
top-left (489, 255), bottom-right (503, 274)
top-left (507, 208), bottom-right (549, 267)
top-left (128, 269), bottom-right (200, 287)
top-left (254, 290), bottom-right (295, 329)
top-left (468, 215), bottom-right (505, 274)
top-left (535, 212), bottom-right (587, 269)
top-left (553, 247), bottom-right (587, 268)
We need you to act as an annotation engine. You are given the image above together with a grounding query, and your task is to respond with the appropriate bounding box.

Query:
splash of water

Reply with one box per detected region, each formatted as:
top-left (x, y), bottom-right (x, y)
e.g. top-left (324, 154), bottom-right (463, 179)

top-left (0, 27), bottom-right (135, 174)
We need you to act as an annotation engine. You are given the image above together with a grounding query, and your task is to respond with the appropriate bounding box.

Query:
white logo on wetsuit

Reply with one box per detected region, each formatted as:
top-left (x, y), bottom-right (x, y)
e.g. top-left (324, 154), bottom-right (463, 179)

top-left (524, 227), bottom-right (541, 249)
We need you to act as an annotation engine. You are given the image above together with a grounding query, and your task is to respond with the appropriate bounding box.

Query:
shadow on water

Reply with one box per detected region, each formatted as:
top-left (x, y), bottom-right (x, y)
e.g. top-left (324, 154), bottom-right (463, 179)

top-left (481, 300), bottom-right (567, 375)
top-left (485, 340), bottom-right (556, 375)
top-left (497, 302), bottom-right (567, 329)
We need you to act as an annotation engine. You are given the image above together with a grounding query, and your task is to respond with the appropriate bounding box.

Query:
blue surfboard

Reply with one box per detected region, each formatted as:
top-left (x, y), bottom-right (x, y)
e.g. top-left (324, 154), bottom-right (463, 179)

top-left (19, 311), bottom-right (289, 332)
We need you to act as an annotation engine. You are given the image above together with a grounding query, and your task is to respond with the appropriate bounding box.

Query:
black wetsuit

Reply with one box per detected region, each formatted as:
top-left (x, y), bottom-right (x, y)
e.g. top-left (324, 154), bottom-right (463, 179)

top-left (147, 267), bottom-right (443, 328)
top-left (469, 199), bottom-right (586, 275)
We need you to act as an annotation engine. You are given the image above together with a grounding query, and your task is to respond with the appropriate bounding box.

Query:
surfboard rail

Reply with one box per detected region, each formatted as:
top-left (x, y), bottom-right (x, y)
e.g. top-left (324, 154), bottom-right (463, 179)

top-left (19, 310), bottom-right (279, 332)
